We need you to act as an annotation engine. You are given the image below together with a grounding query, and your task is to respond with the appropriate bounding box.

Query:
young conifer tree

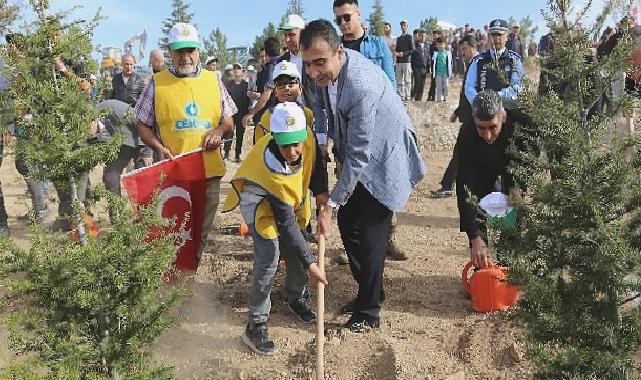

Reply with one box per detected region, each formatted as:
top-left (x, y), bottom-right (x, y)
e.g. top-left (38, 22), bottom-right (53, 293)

top-left (0, 2), bottom-right (183, 378)
top-left (495, 0), bottom-right (641, 378)
top-left (1, 1), bottom-right (120, 243)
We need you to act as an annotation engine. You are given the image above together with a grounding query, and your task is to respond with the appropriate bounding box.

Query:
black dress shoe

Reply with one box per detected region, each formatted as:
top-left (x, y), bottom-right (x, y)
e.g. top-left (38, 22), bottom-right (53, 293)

top-left (344, 314), bottom-right (380, 332)
top-left (339, 290), bottom-right (386, 315)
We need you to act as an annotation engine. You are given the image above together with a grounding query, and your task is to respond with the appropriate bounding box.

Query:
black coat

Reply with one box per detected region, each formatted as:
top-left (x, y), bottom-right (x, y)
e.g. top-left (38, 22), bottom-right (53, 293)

top-left (411, 41), bottom-right (431, 71)
top-left (456, 110), bottom-right (529, 240)
top-left (109, 72), bottom-right (145, 107)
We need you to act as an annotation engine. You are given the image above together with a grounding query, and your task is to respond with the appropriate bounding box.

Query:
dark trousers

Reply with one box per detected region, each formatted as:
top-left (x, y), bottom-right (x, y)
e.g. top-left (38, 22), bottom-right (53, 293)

top-left (224, 114), bottom-right (246, 159)
top-left (440, 139), bottom-right (459, 190)
top-left (0, 145), bottom-right (8, 226)
top-left (428, 75), bottom-right (436, 101)
top-left (103, 145), bottom-right (141, 197)
top-left (413, 68), bottom-right (427, 101)
top-left (337, 182), bottom-right (393, 323)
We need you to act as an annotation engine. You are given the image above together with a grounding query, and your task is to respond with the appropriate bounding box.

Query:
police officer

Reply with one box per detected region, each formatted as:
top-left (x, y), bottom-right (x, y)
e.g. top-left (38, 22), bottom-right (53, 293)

top-left (465, 19), bottom-right (524, 109)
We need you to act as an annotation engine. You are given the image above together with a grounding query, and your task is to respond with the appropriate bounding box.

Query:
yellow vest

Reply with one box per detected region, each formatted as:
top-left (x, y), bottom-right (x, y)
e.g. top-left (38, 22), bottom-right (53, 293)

top-left (154, 70), bottom-right (225, 177)
top-left (254, 106), bottom-right (314, 144)
top-left (223, 127), bottom-right (316, 239)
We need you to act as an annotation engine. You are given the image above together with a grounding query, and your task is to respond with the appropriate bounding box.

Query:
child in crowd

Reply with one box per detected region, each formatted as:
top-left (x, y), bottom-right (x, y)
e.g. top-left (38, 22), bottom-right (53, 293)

top-left (432, 37), bottom-right (453, 102)
top-left (253, 61), bottom-right (314, 143)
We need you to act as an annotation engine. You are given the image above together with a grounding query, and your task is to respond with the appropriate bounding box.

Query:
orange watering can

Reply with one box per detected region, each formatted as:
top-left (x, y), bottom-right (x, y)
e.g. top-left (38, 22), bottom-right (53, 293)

top-left (462, 261), bottom-right (519, 312)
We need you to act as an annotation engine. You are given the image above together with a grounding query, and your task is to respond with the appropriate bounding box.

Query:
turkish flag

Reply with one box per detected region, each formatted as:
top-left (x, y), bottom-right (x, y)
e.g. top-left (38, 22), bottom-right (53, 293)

top-left (122, 150), bottom-right (207, 272)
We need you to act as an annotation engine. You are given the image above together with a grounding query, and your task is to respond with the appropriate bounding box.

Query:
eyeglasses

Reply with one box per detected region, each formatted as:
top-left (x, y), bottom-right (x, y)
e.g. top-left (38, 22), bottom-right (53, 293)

top-left (274, 78), bottom-right (300, 88)
top-left (335, 13), bottom-right (353, 25)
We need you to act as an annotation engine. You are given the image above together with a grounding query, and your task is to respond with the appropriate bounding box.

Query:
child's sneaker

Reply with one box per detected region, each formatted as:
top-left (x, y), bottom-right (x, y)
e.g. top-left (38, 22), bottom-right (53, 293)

top-left (288, 299), bottom-right (316, 323)
top-left (241, 323), bottom-right (278, 356)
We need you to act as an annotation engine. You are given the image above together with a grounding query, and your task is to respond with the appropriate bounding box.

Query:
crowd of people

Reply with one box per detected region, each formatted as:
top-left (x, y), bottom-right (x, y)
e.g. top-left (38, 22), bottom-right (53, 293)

top-left (1, 0), bottom-right (639, 359)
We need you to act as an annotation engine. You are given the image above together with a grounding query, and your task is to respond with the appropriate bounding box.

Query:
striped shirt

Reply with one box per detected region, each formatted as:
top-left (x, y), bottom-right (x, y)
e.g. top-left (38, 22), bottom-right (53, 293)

top-left (134, 65), bottom-right (238, 127)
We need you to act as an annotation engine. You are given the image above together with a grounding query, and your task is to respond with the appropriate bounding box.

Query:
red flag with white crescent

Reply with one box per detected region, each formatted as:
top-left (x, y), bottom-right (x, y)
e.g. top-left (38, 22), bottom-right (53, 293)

top-left (121, 150), bottom-right (207, 272)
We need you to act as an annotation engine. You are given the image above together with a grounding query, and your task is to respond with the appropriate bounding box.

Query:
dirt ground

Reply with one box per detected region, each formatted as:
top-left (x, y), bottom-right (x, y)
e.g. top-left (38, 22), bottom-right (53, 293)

top-left (0, 78), bottom-right (534, 379)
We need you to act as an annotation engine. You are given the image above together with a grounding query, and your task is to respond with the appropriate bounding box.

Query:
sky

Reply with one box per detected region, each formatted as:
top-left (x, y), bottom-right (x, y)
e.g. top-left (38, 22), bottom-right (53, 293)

top-left (7, 0), bottom-right (630, 63)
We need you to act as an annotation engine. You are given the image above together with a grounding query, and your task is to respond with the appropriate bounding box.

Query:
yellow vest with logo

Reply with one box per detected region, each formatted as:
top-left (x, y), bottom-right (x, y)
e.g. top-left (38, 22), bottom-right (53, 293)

top-left (254, 106), bottom-right (314, 144)
top-left (223, 127), bottom-right (316, 239)
top-left (154, 69), bottom-right (225, 177)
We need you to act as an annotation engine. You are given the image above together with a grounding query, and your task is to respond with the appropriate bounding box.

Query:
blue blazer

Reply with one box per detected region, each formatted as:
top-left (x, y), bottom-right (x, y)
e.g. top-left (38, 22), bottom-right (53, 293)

top-left (320, 49), bottom-right (426, 211)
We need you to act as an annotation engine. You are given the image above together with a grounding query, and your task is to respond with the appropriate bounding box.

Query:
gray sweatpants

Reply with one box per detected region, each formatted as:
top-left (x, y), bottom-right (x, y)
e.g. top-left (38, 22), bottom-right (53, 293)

top-left (247, 223), bottom-right (308, 326)
top-left (395, 63), bottom-right (412, 100)
top-left (435, 74), bottom-right (449, 101)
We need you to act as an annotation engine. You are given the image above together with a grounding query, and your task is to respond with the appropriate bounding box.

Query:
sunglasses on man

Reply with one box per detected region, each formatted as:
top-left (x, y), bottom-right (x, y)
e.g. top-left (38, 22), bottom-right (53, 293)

top-left (335, 13), bottom-right (354, 25)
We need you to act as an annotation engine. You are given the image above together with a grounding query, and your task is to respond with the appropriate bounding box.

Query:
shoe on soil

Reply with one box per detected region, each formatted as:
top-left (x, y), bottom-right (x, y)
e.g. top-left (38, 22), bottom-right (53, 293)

top-left (241, 323), bottom-right (278, 356)
top-left (385, 240), bottom-right (408, 261)
top-left (302, 230), bottom-right (318, 244)
top-left (430, 187), bottom-right (454, 198)
top-left (344, 314), bottom-right (380, 332)
top-left (288, 299), bottom-right (316, 323)
top-left (340, 291), bottom-right (385, 315)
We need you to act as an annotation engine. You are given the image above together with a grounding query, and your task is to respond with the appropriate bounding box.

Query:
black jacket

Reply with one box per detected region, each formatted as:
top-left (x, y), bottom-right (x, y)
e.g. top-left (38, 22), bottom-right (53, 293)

top-left (456, 110), bottom-right (528, 240)
top-left (109, 72), bottom-right (145, 107)
top-left (395, 34), bottom-right (414, 63)
top-left (454, 63), bottom-right (473, 124)
top-left (411, 41), bottom-right (431, 71)
top-left (225, 79), bottom-right (250, 117)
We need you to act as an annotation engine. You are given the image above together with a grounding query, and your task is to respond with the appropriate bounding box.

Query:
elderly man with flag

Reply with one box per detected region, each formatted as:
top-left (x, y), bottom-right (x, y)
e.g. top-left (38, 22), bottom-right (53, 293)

top-left (134, 23), bottom-right (237, 269)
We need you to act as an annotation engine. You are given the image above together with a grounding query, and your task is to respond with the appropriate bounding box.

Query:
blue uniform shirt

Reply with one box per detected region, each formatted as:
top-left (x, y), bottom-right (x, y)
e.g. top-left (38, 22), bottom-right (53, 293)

top-left (465, 48), bottom-right (524, 105)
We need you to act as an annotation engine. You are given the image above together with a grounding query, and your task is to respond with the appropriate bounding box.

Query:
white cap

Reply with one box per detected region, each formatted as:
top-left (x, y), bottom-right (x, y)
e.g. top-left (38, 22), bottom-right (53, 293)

top-left (167, 23), bottom-right (200, 50)
top-left (270, 102), bottom-right (308, 145)
top-left (400, 19), bottom-right (408, 25)
top-left (247, 65), bottom-right (256, 71)
top-left (224, 64), bottom-right (233, 70)
top-left (280, 14), bottom-right (305, 30)
top-left (205, 56), bottom-right (217, 64)
top-left (89, 74), bottom-right (97, 80)
top-left (272, 60), bottom-right (301, 81)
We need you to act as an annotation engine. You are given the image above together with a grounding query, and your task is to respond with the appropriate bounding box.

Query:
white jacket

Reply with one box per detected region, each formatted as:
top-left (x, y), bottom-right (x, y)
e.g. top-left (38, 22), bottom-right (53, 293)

top-left (431, 49), bottom-right (453, 78)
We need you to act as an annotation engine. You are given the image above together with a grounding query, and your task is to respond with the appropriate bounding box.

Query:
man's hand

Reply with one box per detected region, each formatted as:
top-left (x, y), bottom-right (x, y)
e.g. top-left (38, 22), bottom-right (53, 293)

top-left (140, 157), bottom-right (154, 167)
top-left (203, 129), bottom-right (223, 150)
top-left (509, 187), bottom-right (523, 206)
top-left (470, 236), bottom-right (493, 269)
top-left (156, 146), bottom-right (174, 161)
top-left (307, 262), bottom-right (328, 286)
top-left (316, 204), bottom-right (333, 237)
top-left (315, 192), bottom-right (329, 208)
top-left (449, 113), bottom-right (458, 123)
top-left (242, 113), bottom-right (254, 127)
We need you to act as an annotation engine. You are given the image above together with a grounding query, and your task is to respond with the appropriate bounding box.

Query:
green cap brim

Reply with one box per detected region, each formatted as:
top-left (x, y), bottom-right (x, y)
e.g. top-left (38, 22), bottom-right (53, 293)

top-left (273, 129), bottom-right (307, 146)
top-left (279, 24), bottom-right (295, 30)
top-left (169, 41), bottom-right (200, 50)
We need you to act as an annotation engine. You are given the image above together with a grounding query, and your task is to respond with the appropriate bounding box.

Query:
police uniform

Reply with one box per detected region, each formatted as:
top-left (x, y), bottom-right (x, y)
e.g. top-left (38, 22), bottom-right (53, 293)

top-left (464, 19), bottom-right (524, 108)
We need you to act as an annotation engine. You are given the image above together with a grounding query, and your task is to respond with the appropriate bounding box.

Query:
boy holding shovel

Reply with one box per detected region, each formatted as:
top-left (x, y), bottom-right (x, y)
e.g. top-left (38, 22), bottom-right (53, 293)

top-left (223, 102), bottom-right (329, 356)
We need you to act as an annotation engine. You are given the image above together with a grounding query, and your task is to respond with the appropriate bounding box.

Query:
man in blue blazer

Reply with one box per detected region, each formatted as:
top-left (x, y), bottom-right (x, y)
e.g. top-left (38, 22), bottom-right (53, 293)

top-left (302, 19), bottom-right (426, 331)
